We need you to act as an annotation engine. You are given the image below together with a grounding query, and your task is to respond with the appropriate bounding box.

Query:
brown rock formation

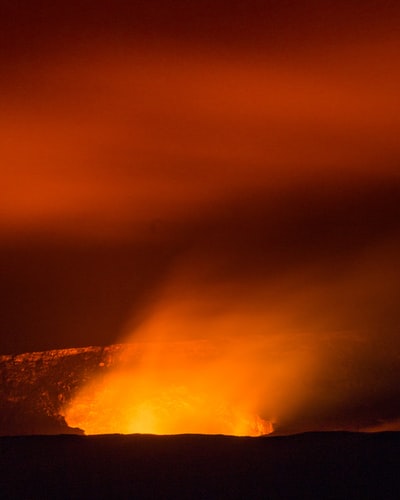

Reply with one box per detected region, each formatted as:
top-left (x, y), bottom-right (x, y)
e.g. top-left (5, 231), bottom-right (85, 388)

top-left (0, 345), bottom-right (126, 436)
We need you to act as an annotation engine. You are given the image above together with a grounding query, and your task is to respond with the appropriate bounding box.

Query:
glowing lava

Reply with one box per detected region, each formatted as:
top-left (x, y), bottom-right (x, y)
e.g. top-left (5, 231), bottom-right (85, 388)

top-left (63, 341), bottom-right (273, 436)
top-left (63, 285), bottom-right (319, 437)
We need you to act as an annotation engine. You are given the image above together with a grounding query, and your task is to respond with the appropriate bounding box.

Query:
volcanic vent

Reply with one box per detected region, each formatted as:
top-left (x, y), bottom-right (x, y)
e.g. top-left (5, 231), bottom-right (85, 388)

top-left (1, 343), bottom-right (273, 437)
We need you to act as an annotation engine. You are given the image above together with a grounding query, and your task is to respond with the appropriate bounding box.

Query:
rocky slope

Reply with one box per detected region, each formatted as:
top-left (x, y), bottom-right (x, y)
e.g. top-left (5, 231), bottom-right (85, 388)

top-left (0, 345), bottom-right (126, 436)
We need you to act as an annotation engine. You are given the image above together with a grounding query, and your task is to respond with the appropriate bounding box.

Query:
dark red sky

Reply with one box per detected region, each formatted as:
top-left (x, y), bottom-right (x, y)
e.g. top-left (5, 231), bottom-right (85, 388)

top-left (1, 1), bottom-right (400, 432)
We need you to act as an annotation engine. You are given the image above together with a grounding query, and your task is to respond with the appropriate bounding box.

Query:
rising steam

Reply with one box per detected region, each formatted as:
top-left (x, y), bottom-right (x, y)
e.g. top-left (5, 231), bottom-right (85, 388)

top-left (63, 233), bottom-right (400, 435)
top-left (2, 27), bottom-right (399, 434)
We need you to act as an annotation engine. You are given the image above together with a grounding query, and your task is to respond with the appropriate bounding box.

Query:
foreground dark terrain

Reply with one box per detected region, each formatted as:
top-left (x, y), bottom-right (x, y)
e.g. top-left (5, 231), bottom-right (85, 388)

top-left (0, 431), bottom-right (398, 499)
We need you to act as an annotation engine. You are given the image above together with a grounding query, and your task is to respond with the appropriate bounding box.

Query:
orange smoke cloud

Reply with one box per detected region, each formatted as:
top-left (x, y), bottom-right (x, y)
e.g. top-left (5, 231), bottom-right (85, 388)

top-left (1, 39), bottom-right (399, 239)
top-left (64, 232), bottom-right (400, 434)
top-left (2, 26), bottom-right (400, 433)
top-left (63, 285), bottom-right (319, 436)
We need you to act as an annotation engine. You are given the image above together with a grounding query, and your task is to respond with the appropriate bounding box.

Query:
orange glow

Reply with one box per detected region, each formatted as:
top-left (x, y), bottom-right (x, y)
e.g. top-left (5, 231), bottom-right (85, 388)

top-left (1, 40), bottom-right (400, 239)
top-left (63, 284), bottom-right (321, 436)
top-left (62, 239), bottom-right (400, 435)
top-left (63, 342), bottom-right (274, 436)
top-left (4, 30), bottom-right (400, 433)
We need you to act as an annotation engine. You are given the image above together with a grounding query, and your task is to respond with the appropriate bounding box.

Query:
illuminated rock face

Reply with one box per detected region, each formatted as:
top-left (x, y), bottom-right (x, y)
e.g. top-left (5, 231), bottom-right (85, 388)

top-left (0, 345), bottom-right (125, 436)
top-left (1, 342), bottom-right (273, 437)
